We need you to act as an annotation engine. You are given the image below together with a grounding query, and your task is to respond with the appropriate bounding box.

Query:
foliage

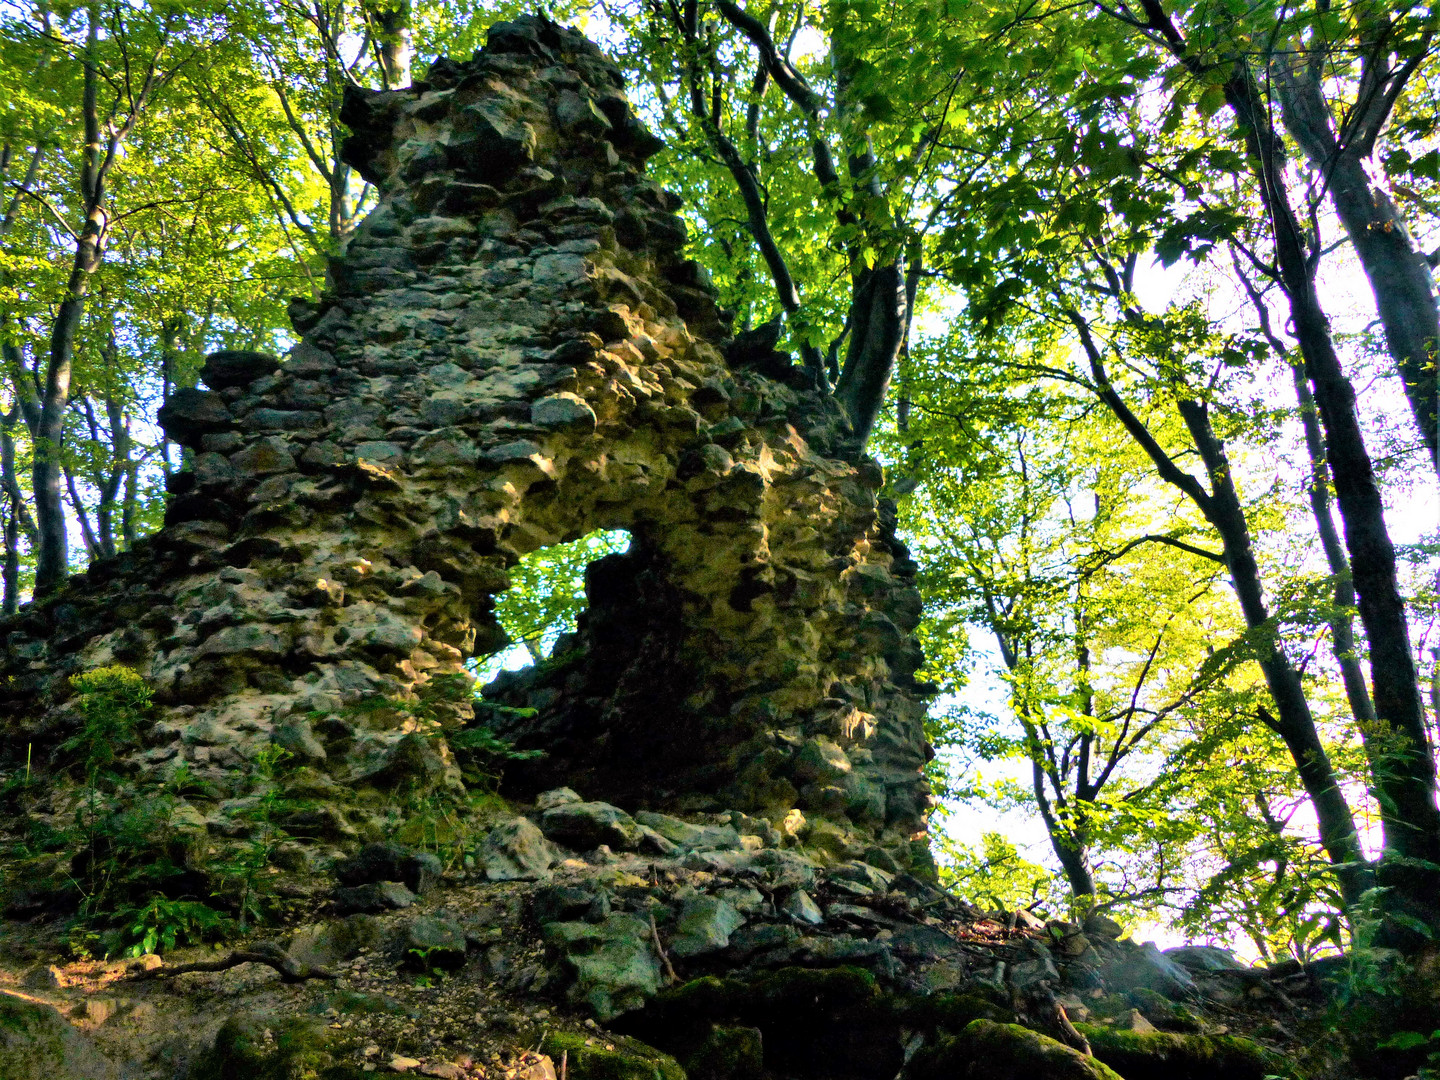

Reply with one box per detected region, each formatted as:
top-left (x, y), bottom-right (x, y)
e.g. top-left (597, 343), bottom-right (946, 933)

top-left (483, 528), bottom-right (631, 670)
top-left (62, 665), bottom-right (153, 778)
top-left (116, 896), bottom-right (236, 958)
top-left (207, 743), bottom-right (294, 931)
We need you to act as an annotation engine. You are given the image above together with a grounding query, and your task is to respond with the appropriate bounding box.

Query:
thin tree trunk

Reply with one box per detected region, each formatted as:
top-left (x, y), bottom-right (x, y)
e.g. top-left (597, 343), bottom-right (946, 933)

top-left (1276, 63), bottom-right (1439, 473)
top-left (33, 7), bottom-right (103, 593)
top-left (1130, 0), bottom-right (1440, 934)
top-left (2, 500), bottom-right (17, 617)
top-left (120, 448), bottom-right (138, 548)
top-left (993, 622), bottom-right (1099, 900)
top-left (365, 0), bottom-right (411, 89)
top-left (0, 401), bottom-right (37, 549)
top-left (1289, 360), bottom-right (1378, 729)
top-left (91, 389), bottom-right (128, 558)
top-left (1064, 304), bottom-right (1372, 908)
top-left (64, 465), bottom-right (100, 562)
top-left (1175, 397), bottom-right (1374, 910)
top-left (1238, 263), bottom-right (1379, 729)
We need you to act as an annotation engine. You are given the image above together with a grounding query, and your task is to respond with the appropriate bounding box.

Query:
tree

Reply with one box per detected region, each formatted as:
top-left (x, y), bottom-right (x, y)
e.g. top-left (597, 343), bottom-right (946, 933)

top-left (1107, 0), bottom-right (1440, 937)
top-left (610, 0), bottom-right (931, 443)
top-left (1270, 4), bottom-right (1438, 472)
top-left (889, 320), bottom-right (1339, 915)
top-left (9, 2), bottom-right (199, 592)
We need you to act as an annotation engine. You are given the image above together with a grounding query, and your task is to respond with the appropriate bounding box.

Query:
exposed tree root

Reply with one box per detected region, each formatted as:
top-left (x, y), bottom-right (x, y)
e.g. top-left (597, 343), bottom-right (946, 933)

top-left (128, 941), bottom-right (337, 984)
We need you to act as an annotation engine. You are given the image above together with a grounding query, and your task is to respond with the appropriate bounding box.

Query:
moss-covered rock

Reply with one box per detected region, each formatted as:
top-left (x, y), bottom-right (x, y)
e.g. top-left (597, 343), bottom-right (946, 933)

top-left (540, 1031), bottom-right (686, 1080)
top-left (0, 995), bottom-right (116, 1080)
top-left (900, 991), bottom-right (1017, 1033)
top-left (906, 1020), bottom-right (1123, 1080)
top-left (621, 966), bottom-right (900, 1078)
top-left (187, 1015), bottom-right (368, 1080)
top-left (1077, 1024), bottom-right (1295, 1080)
top-left (683, 1025), bottom-right (765, 1080)
top-left (749, 964), bottom-right (881, 1018)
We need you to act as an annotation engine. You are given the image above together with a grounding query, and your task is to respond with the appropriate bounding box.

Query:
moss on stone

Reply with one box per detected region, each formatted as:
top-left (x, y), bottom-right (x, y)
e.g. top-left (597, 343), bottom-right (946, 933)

top-left (0, 995), bottom-right (115, 1080)
top-left (749, 964), bottom-right (879, 1017)
top-left (1077, 1023), bottom-right (1297, 1080)
top-left (540, 1031), bottom-right (686, 1080)
top-left (901, 990), bottom-right (1016, 1032)
top-left (188, 1015), bottom-right (368, 1080)
top-left (682, 1025), bottom-right (764, 1080)
top-left (907, 1020), bottom-right (1123, 1080)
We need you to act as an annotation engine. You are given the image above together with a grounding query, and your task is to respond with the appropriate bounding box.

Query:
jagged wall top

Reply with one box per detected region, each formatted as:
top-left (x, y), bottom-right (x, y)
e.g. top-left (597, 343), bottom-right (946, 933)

top-left (341, 17), bottom-right (664, 191)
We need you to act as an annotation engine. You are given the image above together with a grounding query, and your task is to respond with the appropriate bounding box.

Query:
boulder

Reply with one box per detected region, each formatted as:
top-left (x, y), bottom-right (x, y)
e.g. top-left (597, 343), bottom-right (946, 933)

top-left (1163, 945), bottom-right (1246, 973)
top-left (827, 860), bottom-right (895, 894)
top-left (1101, 942), bottom-right (1198, 1000)
top-left (541, 801), bottom-right (643, 851)
top-left (201, 349), bottom-right (280, 389)
top-left (536, 787), bottom-right (582, 811)
top-left (545, 913), bottom-right (663, 1020)
top-left (189, 1015), bottom-right (352, 1079)
top-left (286, 914), bottom-right (384, 968)
top-left (793, 737), bottom-right (852, 785)
top-left (331, 880), bottom-right (417, 915)
top-left (907, 1020), bottom-right (1122, 1080)
top-left (1077, 1024), bottom-right (1285, 1080)
top-left (533, 882), bottom-right (610, 925)
top-left (540, 1032), bottom-right (684, 1080)
top-left (157, 388), bottom-right (233, 446)
top-left (669, 896), bottom-right (745, 959)
top-left (402, 914), bottom-right (469, 970)
top-left (482, 818), bottom-right (560, 881)
top-left (779, 889), bottom-right (823, 926)
top-left (634, 811), bottom-right (743, 852)
top-left (531, 393), bottom-right (597, 432)
top-left (334, 842), bottom-right (444, 895)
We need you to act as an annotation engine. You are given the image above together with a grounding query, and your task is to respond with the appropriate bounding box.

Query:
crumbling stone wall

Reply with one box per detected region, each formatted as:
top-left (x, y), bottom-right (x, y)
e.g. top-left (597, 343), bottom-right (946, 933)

top-left (0, 17), bottom-right (932, 866)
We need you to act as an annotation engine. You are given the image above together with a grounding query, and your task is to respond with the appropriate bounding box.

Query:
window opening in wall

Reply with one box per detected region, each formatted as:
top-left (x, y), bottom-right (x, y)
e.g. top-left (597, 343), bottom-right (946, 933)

top-left (471, 528), bottom-right (630, 684)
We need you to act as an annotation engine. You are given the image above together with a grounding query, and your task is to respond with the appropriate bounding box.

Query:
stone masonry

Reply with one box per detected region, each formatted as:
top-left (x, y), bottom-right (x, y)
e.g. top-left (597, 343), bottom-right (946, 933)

top-left (0, 17), bottom-right (933, 867)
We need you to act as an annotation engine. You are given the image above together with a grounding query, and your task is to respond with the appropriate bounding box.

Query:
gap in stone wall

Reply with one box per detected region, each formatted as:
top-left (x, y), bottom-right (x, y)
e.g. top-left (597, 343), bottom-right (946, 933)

top-left (473, 528), bottom-right (631, 688)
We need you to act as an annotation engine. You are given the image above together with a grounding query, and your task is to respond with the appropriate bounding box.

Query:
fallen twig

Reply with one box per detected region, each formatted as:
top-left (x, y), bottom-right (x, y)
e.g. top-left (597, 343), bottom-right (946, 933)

top-left (648, 913), bottom-right (678, 984)
top-left (128, 941), bottom-right (337, 984)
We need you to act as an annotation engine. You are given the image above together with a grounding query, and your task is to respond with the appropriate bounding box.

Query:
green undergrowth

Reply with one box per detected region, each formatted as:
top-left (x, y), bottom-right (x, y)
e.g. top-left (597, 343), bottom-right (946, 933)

top-left (0, 665), bottom-right (534, 959)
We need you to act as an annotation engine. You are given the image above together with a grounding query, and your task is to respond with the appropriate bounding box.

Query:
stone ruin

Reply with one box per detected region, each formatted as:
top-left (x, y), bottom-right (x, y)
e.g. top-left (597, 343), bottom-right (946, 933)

top-left (0, 15), bottom-right (933, 869)
top-left (0, 20), bottom-right (1330, 1080)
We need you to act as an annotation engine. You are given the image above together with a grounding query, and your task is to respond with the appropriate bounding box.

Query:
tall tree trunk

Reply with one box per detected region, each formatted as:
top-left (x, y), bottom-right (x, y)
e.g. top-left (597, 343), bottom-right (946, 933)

top-left (993, 622), bottom-right (1099, 901)
top-left (2, 500), bottom-right (17, 617)
top-left (92, 388), bottom-right (129, 559)
top-left (120, 447), bottom-right (138, 549)
top-left (1067, 304), bottom-right (1372, 906)
top-left (1276, 61), bottom-right (1439, 473)
top-left (366, 0), bottom-right (411, 89)
top-left (1131, 0), bottom-right (1440, 937)
top-left (33, 7), bottom-right (104, 593)
top-left (1289, 360), bottom-right (1378, 729)
top-left (0, 400), bottom-right (37, 553)
top-left (1224, 64), bottom-right (1440, 887)
top-left (1174, 398), bottom-right (1374, 910)
top-left (64, 465), bottom-right (100, 562)
top-left (835, 262), bottom-right (907, 444)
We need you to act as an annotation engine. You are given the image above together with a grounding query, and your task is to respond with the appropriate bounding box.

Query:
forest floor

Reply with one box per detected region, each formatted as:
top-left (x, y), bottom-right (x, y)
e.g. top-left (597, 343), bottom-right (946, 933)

top-left (0, 804), bottom-right (1392, 1079)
